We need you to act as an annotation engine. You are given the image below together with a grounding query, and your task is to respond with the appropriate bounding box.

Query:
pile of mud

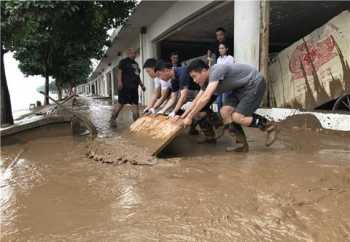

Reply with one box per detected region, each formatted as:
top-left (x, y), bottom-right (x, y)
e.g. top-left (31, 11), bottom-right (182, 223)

top-left (277, 114), bottom-right (350, 152)
top-left (87, 134), bottom-right (158, 166)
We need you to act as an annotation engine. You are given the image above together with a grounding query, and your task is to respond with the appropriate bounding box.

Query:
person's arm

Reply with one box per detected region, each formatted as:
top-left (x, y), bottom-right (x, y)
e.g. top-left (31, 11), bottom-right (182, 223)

top-left (146, 87), bottom-right (161, 110)
top-left (171, 88), bottom-right (188, 114)
top-left (183, 81), bottom-right (219, 125)
top-left (153, 88), bottom-right (170, 110)
top-left (138, 77), bottom-right (146, 91)
top-left (180, 90), bottom-right (204, 119)
top-left (136, 64), bottom-right (145, 91)
top-left (117, 68), bottom-right (123, 90)
top-left (158, 92), bottom-right (177, 114)
top-left (117, 60), bottom-right (124, 90)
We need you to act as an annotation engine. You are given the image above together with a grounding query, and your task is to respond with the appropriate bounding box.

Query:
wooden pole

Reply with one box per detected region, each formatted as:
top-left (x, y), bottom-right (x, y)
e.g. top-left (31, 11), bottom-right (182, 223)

top-left (259, 0), bottom-right (270, 107)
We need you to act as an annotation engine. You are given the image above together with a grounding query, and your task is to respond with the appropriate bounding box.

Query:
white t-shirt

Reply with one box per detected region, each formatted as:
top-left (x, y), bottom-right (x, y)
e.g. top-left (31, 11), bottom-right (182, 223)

top-left (217, 55), bottom-right (236, 65)
top-left (154, 77), bottom-right (171, 90)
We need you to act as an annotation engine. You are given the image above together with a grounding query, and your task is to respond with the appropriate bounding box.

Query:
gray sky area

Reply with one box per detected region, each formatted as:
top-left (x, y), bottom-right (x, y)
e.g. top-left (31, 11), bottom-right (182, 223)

top-left (4, 52), bottom-right (46, 113)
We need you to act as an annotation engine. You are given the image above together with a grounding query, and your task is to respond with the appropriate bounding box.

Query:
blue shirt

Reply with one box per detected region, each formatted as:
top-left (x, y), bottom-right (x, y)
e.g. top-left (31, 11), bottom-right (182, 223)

top-left (170, 66), bottom-right (200, 92)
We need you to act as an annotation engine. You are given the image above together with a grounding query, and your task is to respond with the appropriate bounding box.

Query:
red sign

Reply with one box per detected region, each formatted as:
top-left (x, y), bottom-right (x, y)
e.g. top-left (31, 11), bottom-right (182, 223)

top-left (289, 36), bottom-right (337, 80)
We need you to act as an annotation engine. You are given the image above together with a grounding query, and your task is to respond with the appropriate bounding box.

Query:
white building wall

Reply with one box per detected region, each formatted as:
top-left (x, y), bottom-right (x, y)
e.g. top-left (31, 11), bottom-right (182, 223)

top-left (234, 0), bottom-right (261, 68)
top-left (147, 1), bottom-right (214, 42)
top-left (88, 1), bottom-right (218, 103)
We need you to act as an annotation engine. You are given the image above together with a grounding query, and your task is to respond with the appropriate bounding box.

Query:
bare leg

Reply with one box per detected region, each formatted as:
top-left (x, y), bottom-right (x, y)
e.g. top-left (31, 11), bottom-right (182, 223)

top-left (220, 106), bottom-right (234, 125)
top-left (110, 103), bottom-right (124, 127)
top-left (131, 104), bottom-right (140, 121)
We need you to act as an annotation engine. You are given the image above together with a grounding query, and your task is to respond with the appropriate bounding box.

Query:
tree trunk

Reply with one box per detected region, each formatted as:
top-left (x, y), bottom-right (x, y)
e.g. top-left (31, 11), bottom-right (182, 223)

top-left (57, 86), bottom-right (62, 101)
top-left (44, 74), bottom-right (49, 105)
top-left (1, 46), bottom-right (14, 127)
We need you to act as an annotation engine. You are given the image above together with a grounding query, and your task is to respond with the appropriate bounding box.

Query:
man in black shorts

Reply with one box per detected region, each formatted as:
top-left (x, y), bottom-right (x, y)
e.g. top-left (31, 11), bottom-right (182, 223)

top-left (110, 48), bottom-right (145, 127)
top-left (182, 59), bottom-right (276, 152)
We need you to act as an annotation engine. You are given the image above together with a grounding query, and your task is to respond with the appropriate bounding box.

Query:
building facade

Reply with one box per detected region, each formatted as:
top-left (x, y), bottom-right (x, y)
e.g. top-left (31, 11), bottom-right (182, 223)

top-left (78, 0), bottom-right (350, 111)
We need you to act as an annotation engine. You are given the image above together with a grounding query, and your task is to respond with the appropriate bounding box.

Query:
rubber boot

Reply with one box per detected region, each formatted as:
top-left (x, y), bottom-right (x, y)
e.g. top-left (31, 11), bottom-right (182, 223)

top-left (197, 117), bottom-right (216, 144)
top-left (188, 121), bottom-right (199, 135)
top-left (225, 123), bottom-right (249, 153)
top-left (250, 113), bottom-right (277, 147)
top-left (207, 112), bottom-right (224, 129)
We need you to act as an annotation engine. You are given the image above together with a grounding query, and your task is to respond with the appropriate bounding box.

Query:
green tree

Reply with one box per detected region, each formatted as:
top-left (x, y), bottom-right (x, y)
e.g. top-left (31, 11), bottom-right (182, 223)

top-left (0, 0), bottom-right (23, 126)
top-left (53, 57), bottom-right (92, 100)
top-left (1, 0), bottom-right (135, 125)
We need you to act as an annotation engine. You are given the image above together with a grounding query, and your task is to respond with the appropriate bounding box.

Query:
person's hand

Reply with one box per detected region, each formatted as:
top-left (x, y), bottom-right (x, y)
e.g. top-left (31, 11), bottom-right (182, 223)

top-left (172, 115), bottom-right (181, 121)
top-left (168, 111), bottom-right (176, 118)
top-left (183, 117), bottom-right (192, 127)
top-left (143, 107), bottom-right (149, 114)
top-left (148, 108), bottom-right (156, 115)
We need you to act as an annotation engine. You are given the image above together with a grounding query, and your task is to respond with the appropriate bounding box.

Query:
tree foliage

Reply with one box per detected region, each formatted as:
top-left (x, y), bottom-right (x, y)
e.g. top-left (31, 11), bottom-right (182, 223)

top-left (1, 0), bottom-right (135, 112)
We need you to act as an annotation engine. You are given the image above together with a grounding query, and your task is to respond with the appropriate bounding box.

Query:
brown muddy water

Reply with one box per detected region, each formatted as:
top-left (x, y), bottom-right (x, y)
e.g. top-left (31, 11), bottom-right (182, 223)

top-left (1, 97), bottom-right (350, 242)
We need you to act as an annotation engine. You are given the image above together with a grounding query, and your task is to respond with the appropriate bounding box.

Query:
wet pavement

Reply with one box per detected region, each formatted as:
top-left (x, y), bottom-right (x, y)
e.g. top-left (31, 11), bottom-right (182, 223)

top-left (1, 97), bottom-right (350, 242)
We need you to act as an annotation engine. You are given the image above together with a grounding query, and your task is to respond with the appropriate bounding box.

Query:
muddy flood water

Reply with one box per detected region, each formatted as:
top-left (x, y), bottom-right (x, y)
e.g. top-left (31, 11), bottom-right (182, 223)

top-left (1, 97), bottom-right (350, 242)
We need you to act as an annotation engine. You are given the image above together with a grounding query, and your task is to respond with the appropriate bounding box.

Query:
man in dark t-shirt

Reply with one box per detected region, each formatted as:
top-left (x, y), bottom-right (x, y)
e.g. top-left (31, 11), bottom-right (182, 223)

top-left (170, 51), bottom-right (181, 69)
top-left (156, 61), bottom-right (219, 143)
top-left (208, 27), bottom-right (233, 62)
top-left (110, 48), bottom-right (145, 127)
top-left (156, 62), bottom-right (200, 116)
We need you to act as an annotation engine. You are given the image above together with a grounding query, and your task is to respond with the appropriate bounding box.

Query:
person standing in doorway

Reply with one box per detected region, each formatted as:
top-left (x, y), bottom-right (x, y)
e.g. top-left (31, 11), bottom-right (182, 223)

top-left (214, 27), bottom-right (233, 56)
top-left (110, 48), bottom-right (145, 127)
top-left (208, 27), bottom-right (234, 111)
top-left (170, 51), bottom-right (181, 69)
top-left (217, 43), bottom-right (236, 65)
top-left (216, 42), bottom-right (236, 111)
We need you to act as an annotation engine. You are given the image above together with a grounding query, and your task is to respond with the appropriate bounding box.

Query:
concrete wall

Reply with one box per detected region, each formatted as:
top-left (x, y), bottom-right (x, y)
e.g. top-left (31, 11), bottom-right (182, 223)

top-left (234, 0), bottom-right (261, 68)
top-left (85, 0), bottom-right (265, 107)
top-left (268, 11), bottom-right (350, 109)
top-left (146, 1), bottom-right (214, 42)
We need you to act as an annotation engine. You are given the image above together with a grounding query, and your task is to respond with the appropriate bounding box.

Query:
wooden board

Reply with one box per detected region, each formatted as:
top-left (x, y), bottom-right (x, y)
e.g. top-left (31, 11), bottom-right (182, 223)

top-left (129, 115), bottom-right (184, 156)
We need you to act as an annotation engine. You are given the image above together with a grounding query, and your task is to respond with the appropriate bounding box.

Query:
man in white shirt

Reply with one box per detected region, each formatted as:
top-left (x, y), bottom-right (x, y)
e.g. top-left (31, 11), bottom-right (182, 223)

top-left (142, 58), bottom-right (171, 114)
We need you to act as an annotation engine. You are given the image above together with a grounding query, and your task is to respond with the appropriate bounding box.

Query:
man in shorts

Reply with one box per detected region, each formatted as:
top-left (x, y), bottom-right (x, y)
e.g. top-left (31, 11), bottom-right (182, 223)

top-left (182, 59), bottom-right (277, 152)
top-left (110, 48), bottom-right (145, 127)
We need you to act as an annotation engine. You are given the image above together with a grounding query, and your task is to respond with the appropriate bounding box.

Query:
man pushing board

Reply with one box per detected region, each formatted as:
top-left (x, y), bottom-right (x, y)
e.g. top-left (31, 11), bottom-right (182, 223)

top-left (178, 59), bottom-right (277, 152)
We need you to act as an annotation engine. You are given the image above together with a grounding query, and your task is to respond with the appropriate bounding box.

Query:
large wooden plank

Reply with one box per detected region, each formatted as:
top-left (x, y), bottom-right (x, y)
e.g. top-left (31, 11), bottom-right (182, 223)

top-left (129, 115), bottom-right (184, 156)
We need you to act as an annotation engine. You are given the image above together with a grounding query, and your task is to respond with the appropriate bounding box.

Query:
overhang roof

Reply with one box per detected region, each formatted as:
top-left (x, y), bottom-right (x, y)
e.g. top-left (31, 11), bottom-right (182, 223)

top-left (89, 1), bottom-right (175, 81)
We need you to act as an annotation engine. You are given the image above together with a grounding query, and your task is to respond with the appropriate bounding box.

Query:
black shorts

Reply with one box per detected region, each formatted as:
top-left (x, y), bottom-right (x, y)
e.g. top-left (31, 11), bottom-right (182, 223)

top-left (222, 78), bottom-right (266, 116)
top-left (118, 87), bottom-right (139, 105)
